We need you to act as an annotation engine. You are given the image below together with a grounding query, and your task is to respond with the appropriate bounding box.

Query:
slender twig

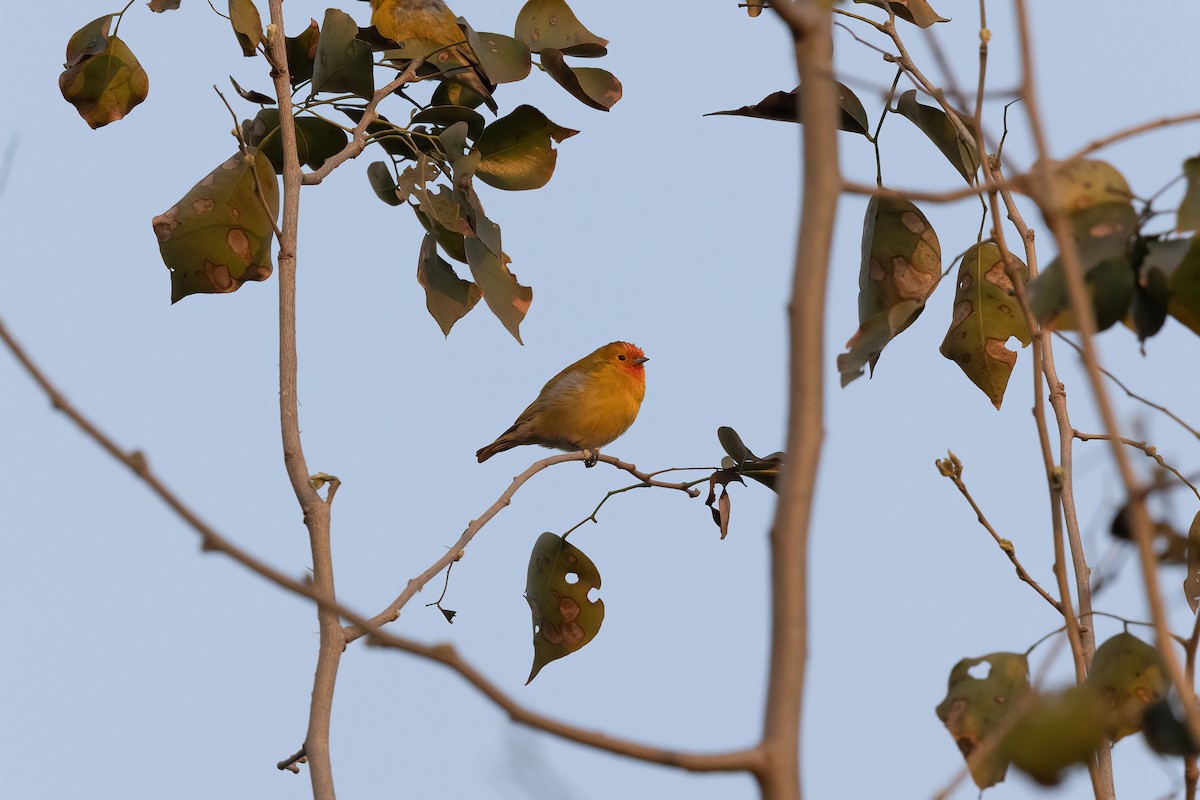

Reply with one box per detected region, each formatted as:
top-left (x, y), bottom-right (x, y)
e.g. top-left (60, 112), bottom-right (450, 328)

top-left (302, 63), bottom-right (425, 185)
top-left (1064, 111), bottom-right (1200, 162)
top-left (562, 477), bottom-right (704, 538)
top-left (1055, 333), bottom-right (1200, 440)
top-left (1073, 431), bottom-right (1200, 501)
top-left (1013, 0), bottom-right (1200, 760)
top-left (0, 314), bottom-right (765, 777)
top-left (277, 746), bottom-right (307, 774)
top-left (343, 453), bottom-right (700, 643)
top-left (935, 453), bottom-right (1063, 612)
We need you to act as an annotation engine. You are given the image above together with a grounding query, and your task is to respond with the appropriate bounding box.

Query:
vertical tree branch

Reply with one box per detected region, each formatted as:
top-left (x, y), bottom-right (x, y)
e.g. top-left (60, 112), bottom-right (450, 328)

top-left (264, 4), bottom-right (345, 799)
top-left (764, 4), bottom-right (838, 799)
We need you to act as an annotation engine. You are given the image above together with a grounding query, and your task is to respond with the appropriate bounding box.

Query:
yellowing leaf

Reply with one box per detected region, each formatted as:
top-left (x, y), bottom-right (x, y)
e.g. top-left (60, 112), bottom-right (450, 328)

top-left (838, 197), bottom-right (941, 385)
top-left (476, 105), bottom-right (577, 191)
top-left (1085, 632), bottom-right (1167, 741)
top-left (515, 0), bottom-right (608, 56)
top-left (853, 0), bottom-right (949, 27)
top-left (940, 242), bottom-right (1031, 408)
top-left (59, 24), bottom-right (149, 129)
top-left (151, 150), bottom-right (279, 303)
top-left (525, 532), bottom-right (603, 683)
top-left (228, 0), bottom-right (263, 57)
top-left (1002, 688), bottom-right (1106, 786)
top-left (936, 652), bottom-right (1029, 790)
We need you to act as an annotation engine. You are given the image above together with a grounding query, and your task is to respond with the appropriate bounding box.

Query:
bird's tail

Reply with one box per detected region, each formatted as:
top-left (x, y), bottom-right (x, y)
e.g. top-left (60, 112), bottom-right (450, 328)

top-left (476, 428), bottom-right (520, 463)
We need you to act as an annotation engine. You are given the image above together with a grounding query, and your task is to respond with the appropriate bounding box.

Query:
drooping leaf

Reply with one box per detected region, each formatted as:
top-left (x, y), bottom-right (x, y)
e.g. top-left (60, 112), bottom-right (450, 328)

top-left (151, 150), bottom-right (279, 303)
top-left (312, 9), bottom-right (374, 99)
top-left (706, 82), bottom-right (870, 137)
top-left (413, 203), bottom-right (468, 264)
top-left (148, 0), bottom-right (183, 11)
top-left (59, 26), bottom-right (149, 129)
top-left (1178, 157), bottom-right (1200, 232)
top-left (540, 48), bottom-right (621, 111)
top-left (1144, 697), bottom-right (1200, 756)
top-left (412, 105), bottom-right (487, 142)
top-left (1149, 238), bottom-right (1200, 335)
top-left (525, 532), bottom-right (603, 683)
top-left (1186, 510), bottom-right (1200, 612)
top-left (515, 0), bottom-right (608, 56)
top-left (936, 652), bottom-right (1029, 790)
top-left (417, 233), bottom-right (482, 336)
top-left (464, 237), bottom-right (532, 342)
top-left (1085, 632), bottom-right (1168, 741)
top-left (896, 89), bottom-right (977, 183)
top-left (939, 242), bottom-right (1031, 408)
top-left (1002, 688), bottom-right (1107, 786)
top-left (853, 0), bottom-right (949, 27)
top-left (747, 0), bottom-right (764, 16)
top-left (475, 105), bottom-right (578, 191)
top-left (285, 19), bottom-right (321, 86)
top-left (367, 161), bottom-right (404, 206)
top-left (228, 0), bottom-right (263, 57)
top-left (715, 426), bottom-right (783, 491)
top-left (467, 30), bottom-right (532, 84)
top-left (838, 197), bottom-right (942, 385)
top-left (1129, 255), bottom-right (1171, 342)
top-left (1030, 255), bottom-right (1135, 332)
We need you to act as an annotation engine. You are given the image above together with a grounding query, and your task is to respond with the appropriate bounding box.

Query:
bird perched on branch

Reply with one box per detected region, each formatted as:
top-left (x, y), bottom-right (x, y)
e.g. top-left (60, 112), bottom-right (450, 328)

top-left (477, 342), bottom-right (649, 466)
top-left (368, 0), bottom-right (498, 112)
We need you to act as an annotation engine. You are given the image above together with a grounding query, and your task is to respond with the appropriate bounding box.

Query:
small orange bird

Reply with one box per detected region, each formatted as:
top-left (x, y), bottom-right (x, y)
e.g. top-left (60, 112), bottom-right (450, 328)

top-left (368, 0), bottom-right (498, 113)
top-left (477, 342), bottom-right (649, 466)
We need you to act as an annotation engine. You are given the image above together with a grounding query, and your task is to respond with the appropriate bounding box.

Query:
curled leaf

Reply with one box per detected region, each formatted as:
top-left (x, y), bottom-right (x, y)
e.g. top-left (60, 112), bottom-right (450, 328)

top-left (417, 233), bottom-right (482, 336)
top-left (59, 19), bottom-right (149, 129)
top-left (706, 82), bottom-right (870, 137)
top-left (540, 48), bottom-right (621, 111)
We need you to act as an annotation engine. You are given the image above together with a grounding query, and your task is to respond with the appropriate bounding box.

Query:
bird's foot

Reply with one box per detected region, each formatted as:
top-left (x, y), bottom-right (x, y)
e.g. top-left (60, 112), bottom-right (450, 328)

top-left (583, 449), bottom-right (599, 468)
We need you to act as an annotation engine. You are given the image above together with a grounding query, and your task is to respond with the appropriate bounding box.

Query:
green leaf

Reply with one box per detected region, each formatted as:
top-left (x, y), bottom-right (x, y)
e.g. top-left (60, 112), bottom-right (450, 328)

top-left (540, 48), bottom-right (621, 111)
top-left (1043, 158), bottom-right (1134, 216)
top-left (515, 0), bottom-right (609, 56)
top-left (936, 652), bottom-right (1029, 790)
top-left (413, 203), bottom-right (468, 264)
top-left (896, 89), bottom-right (977, 183)
top-left (464, 237), bottom-right (532, 342)
top-left (837, 197), bottom-right (942, 385)
top-left (1085, 632), bottom-right (1168, 741)
top-left (939, 242), bottom-right (1031, 409)
top-left (714, 427), bottom-right (783, 492)
top-left (853, 0), bottom-right (949, 27)
top-left (718, 426), bottom-right (755, 464)
top-left (366, 161), bottom-right (404, 206)
top-left (312, 9), bottom-right (374, 99)
top-left (1002, 688), bottom-right (1106, 786)
top-left (1144, 698), bottom-right (1200, 756)
top-left (431, 79), bottom-right (489, 111)
top-left (296, 117), bottom-right (348, 170)
top-left (412, 105), bottom-right (487, 142)
top-left (706, 82), bottom-right (870, 137)
top-left (64, 16), bottom-right (112, 69)
top-left (417, 233), bottom-right (482, 336)
top-left (1130, 252), bottom-right (1171, 342)
top-left (467, 30), bottom-right (532, 84)
top-left (1179, 157), bottom-right (1200, 233)
top-left (59, 31), bottom-right (149, 129)
top-left (475, 105), bottom-right (578, 191)
top-left (1186, 510), bottom-right (1200, 612)
top-left (244, 109), bottom-right (347, 173)
top-left (525, 532), bottom-right (604, 683)
top-left (151, 150), bottom-right (279, 303)
top-left (1156, 238), bottom-right (1200, 335)
top-left (228, 0), bottom-right (263, 57)
top-left (285, 18), bottom-right (321, 87)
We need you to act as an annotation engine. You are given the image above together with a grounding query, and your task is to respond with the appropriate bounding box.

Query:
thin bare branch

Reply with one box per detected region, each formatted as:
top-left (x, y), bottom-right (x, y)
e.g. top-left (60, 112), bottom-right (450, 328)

top-left (1073, 431), bottom-right (1200, 502)
top-left (1064, 111), bottom-right (1200, 162)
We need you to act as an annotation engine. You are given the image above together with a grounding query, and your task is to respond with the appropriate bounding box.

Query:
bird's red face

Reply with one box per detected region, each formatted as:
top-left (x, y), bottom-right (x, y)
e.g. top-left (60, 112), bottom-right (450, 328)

top-left (614, 342), bottom-right (648, 378)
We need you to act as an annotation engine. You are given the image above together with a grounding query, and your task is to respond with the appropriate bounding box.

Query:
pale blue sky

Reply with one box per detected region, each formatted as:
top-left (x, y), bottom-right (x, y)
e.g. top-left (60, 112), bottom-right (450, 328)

top-left (4, 2), bottom-right (1200, 798)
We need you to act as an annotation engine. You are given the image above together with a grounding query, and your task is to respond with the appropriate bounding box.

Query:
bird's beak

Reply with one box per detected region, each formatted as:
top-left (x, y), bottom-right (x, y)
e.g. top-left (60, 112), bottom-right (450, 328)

top-left (633, 356), bottom-right (649, 365)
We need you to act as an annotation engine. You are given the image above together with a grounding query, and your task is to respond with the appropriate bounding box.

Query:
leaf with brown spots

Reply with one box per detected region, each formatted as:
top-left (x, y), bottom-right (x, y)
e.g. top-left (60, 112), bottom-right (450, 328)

top-left (853, 0), bottom-right (949, 27)
top-left (1085, 632), bottom-right (1167, 741)
top-left (837, 196), bottom-right (942, 386)
top-left (525, 532), bottom-right (603, 683)
top-left (151, 149), bottom-right (279, 303)
top-left (939, 242), bottom-right (1031, 409)
top-left (936, 652), bottom-right (1029, 789)
top-left (58, 18), bottom-right (149, 129)
top-left (515, 0), bottom-right (608, 57)
top-left (417, 233), bottom-right (482, 336)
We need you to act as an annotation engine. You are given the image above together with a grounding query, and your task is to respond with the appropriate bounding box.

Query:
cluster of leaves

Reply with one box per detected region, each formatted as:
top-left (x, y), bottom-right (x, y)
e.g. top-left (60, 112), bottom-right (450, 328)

top-left (706, 426), bottom-right (783, 540)
top-left (60, 0), bottom-right (622, 341)
top-left (937, 633), bottom-right (1173, 789)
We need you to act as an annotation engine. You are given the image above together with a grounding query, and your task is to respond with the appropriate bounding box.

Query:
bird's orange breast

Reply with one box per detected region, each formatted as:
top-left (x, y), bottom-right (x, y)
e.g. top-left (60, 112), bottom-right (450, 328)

top-left (525, 366), bottom-right (645, 451)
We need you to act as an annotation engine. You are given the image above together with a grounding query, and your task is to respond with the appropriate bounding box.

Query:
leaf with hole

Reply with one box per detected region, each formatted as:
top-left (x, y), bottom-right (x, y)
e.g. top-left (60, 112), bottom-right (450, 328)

top-left (417, 233), bottom-right (482, 336)
top-left (151, 150), bottom-right (279, 303)
top-left (939, 242), bottom-right (1030, 409)
top-left (228, 0), bottom-right (263, 57)
top-left (525, 532), bottom-right (603, 683)
top-left (896, 89), bottom-right (976, 183)
top-left (59, 20), bottom-right (149, 129)
top-left (476, 105), bottom-right (578, 191)
top-left (515, 0), bottom-right (608, 56)
top-left (706, 82), bottom-right (870, 137)
top-left (936, 652), bottom-right (1029, 790)
top-left (838, 197), bottom-right (941, 386)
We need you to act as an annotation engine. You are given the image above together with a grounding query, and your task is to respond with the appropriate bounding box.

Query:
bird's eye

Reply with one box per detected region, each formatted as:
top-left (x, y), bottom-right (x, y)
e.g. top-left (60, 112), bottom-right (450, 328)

top-left (618, 354), bottom-right (627, 361)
